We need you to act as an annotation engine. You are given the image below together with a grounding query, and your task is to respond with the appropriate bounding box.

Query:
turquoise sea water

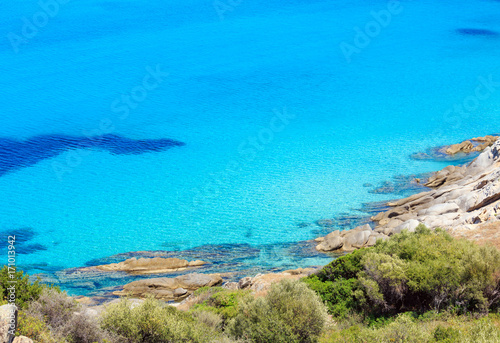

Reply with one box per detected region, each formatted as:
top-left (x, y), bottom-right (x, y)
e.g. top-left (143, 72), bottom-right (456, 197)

top-left (1, 0), bottom-right (500, 288)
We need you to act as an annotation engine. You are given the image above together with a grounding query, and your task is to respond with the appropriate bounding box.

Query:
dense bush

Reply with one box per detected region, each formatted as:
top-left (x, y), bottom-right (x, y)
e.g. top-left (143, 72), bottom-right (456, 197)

top-left (228, 279), bottom-right (329, 343)
top-left (101, 297), bottom-right (228, 343)
top-left (17, 311), bottom-right (62, 343)
top-left (190, 287), bottom-right (252, 324)
top-left (26, 288), bottom-right (112, 343)
top-left (0, 265), bottom-right (52, 309)
top-left (319, 313), bottom-right (500, 343)
top-left (306, 226), bottom-right (500, 318)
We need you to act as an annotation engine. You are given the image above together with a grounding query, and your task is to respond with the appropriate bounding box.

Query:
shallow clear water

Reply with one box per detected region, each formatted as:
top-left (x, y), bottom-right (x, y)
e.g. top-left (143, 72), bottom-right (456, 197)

top-left (1, 0), bottom-right (500, 287)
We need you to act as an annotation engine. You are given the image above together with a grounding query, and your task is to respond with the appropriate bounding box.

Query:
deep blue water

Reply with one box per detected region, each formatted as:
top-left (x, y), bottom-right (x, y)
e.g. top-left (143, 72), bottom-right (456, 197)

top-left (1, 0), bottom-right (500, 292)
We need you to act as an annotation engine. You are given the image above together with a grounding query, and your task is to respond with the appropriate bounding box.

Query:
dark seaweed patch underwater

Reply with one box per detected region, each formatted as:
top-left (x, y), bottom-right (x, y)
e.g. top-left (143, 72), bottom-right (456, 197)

top-left (0, 134), bottom-right (185, 176)
top-left (0, 227), bottom-right (47, 254)
top-left (456, 28), bottom-right (499, 37)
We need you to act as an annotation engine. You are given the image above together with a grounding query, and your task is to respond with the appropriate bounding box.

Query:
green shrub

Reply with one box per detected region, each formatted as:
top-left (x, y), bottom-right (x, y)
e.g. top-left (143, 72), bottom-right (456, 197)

top-left (460, 317), bottom-right (500, 343)
top-left (370, 226), bottom-right (500, 314)
top-left (191, 310), bottom-right (223, 330)
top-left (228, 279), bottom-right (329, 343)
top-left (101, 297), bottom-right (225, 343)
top-left (316, 250), bottom-right (365, 282)
top-left (364, 312), bottom-right (432, 342)
top-left (191, 288), bottom-right (251, 323)
top-left (433, 325), bottom-right (460, 342)
top-left (307, 226), bottom-right (500, 318)
top-left (28, 288), bottom-right (77, 328)
top-left (303, 276), bottom-right (359, 318)
top-left (27, 288), bottom-right (112, 343)
top-left (17, 311), bottom-right (62, 343)
top-left (0, 265), bottom-right (53, 309)
top-left (320, 313), bottom-right (500, 343)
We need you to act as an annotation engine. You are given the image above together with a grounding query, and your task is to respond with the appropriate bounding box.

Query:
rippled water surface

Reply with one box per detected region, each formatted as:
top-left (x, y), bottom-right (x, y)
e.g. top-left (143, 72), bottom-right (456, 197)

top-left (1, 0), bottom-right (500, 290)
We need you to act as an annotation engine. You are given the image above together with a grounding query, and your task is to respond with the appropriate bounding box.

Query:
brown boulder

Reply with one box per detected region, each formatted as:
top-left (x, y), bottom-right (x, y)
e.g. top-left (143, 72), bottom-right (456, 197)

top-left (443, 136), bottom-right (498, 155)
top-left (445, 141), bottom-right (474, 155)
top-left (315, 231), bottom-right (343, 252)
top-left (114, 273), bottom-right (222, 300)
top-left (96, 257), bottom-right (206, 275)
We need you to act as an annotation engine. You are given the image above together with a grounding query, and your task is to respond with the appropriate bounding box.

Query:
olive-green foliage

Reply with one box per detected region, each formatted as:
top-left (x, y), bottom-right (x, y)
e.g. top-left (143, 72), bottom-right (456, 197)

top-left (460, 317), bottom-right (500, 343)
top-left (191, 287), bottom-right (251, 323)
top-left (316, 250), bottom-right (365, 281)
top-left (101, 297), bottom-right (225, 343)
top-left (303, 276), bottom-right (359, 318)
top-left (27, 288), bottom-right (111, 343)
top-left (17, 311), bottom-right (63, 343)
top-left (368, 226), bottom-right (500, 314)
top-left (0, 265), bottom-right (54, 309)
top-left (320, 313), bottom-right (500, 343)
top-left (228, 279), bottom-right (329, 343)
top-left (433, 325), bottom-right (460, 343)
top-left (306, 226), bottom-right (500, 318)
top-left (304, 250), bottom-right (366, 318)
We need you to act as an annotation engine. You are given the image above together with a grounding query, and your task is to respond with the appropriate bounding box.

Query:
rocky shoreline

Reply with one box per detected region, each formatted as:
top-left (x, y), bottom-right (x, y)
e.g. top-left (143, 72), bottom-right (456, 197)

top-left (69, 136), bottom-right (500, 306)
top-left (315, 136), bottom-right (500, 253)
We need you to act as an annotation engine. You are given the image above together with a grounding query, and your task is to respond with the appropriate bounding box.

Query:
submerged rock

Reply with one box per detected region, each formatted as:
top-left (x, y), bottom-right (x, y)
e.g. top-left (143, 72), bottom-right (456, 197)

top-left (369, 174), bottom-right (430, 196)
top-left (94, 257), bottom-right (206, 275)
top-left (410, 135), bottom-right (498, 162)
top-left (315, 219), bottom-right (336, 227)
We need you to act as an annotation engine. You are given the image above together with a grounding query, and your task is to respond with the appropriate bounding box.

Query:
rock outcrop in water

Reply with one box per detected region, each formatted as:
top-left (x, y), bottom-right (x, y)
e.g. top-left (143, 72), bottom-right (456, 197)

top-left (443, 135), bottom-right (498, 155)
top-left (410, 135), bottom-right (498, 162)
top-left (93, 257), bottom-right (206, 275)
top-left (315, 224), bottom-right (389, 252)
top-left (316, 138), bottom-right (500, 252)
top-left (113, 273), bottom-right (223, 300)
top-left (372, 139), bottom-right (500, 233)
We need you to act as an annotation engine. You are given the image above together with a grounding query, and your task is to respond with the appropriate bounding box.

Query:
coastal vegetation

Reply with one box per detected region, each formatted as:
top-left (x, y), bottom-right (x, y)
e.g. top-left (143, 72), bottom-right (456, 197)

top-left (0, 266), bottom-right (50, 309)
top-left (307, 226), bottom-right (500, 342)
top-left (306, 225), bottom-right (500, 318)
top-left (5, 226), bottom-right (500, 342)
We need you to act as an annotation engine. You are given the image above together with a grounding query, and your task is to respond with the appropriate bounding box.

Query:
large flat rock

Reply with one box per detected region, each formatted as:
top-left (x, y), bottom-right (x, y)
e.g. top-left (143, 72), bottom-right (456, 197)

top-left (113, 273), bottom-right (222, 300)
top-left (95, 257), bottom-right (206, 275)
